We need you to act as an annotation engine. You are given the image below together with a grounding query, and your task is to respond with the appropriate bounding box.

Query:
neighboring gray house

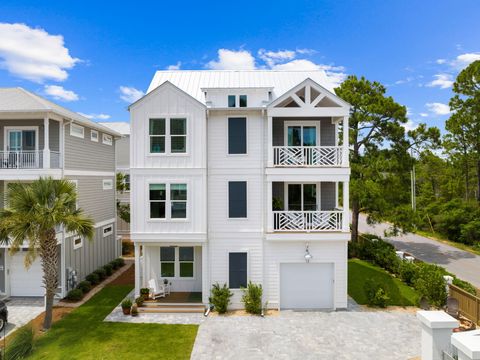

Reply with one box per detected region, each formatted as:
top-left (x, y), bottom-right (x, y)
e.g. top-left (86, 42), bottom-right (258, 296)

top-left (0, 87), bottom-right (121, 298)
top-left (99, 122), bottom-right (130, 240)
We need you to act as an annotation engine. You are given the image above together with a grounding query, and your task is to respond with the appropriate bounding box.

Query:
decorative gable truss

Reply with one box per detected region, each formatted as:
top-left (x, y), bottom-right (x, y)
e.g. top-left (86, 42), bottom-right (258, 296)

top-left (267, 78), bottom-right (350, 117)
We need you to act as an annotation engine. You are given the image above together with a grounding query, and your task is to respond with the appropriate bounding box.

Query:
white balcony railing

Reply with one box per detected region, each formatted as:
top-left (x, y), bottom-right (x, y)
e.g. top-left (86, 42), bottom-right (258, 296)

top-left (273, 210), bottom-right (343, 232)
top-left (0, 150), bottom-right (61, 169)
top-left (273, 146), bottom-right (343, 167)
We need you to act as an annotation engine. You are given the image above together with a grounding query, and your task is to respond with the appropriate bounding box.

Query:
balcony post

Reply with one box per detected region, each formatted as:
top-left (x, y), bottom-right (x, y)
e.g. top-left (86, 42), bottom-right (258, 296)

top-left (342, 115), bottom-right (349, 167)
top-left (134, 243), bottom-right (140, 297)
top-left (43, 117), bottom-right (50, 169)
top-left (267, 116), bottom-right (273, 167)
top-left (267, 181), bottom-right (273, 232)
top-left (342, 180), bottom-right (350, 231)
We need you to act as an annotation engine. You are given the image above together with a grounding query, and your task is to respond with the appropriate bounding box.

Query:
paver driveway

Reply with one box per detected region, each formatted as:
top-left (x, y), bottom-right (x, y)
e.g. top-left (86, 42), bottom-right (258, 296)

top-left (1, 297), bottom-right (44, 338)
top-left (191, 309), bottom-right (420, 360)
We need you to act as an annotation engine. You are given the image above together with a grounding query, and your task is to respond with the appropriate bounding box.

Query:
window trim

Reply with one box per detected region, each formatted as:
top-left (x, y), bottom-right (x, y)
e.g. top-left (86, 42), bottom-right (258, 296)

top-left (228, 95), bottom-right (248, 108)
top-left (227, 181), bottom-right (248, 220)
top-left (228, 251), bottom-right (248, 289)
top-left (239, 95), bottom-right (247, 108)
top-left (147, 115), bottom-right (188, 156)
top-left (102, 133), bottom-right (113, 145)
top-left (102, 224), bottom-right (113, 237)
top-left (178, 246), bottom-right (195, 279)
top-left (103, 179), bottom-right (113, 190)
top-left (227, 116), bottom-right (248, 156)
top-left (284, 121), bottom-right (321, 147)
top-left (73, 236), bottom-right (83, 250)
top-left (91, 130), bottom-right (99, 142)
top-left (284, 182), bottom-right (321, 212)
top-left (70, 123), bottom-right (85, 139)
top-left (160, 247), bottom-right (176, 278)
top-left (148, 182), bottom-right (189, 221)
top-left (159, 246), bottom-right (195, 279)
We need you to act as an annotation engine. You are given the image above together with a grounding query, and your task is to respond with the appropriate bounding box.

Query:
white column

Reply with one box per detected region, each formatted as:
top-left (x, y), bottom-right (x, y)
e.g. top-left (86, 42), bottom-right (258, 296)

top-left (451, 329), bottom-right (480, 360)
top-left (342, 181), bottom-right (349, 231)
top-left (417, 311), bottom-right (458, 360)
top-left (342, 115), bottom-right (349, 167)
top-left (43, 117), bottom-right (50, 168)
top-left (267, 116), bottom-right (273, 167)
top-left (134, 243), bottom-right (140, 297)
top-left (267, 180), bottom-right (273, 232)
top-left (201, 243), bottom-right (209, 304)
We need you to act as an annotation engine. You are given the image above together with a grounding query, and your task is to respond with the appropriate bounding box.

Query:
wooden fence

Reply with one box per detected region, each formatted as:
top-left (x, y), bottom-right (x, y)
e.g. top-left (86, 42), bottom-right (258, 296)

top-left (449, 284), bottom-right (480, 325)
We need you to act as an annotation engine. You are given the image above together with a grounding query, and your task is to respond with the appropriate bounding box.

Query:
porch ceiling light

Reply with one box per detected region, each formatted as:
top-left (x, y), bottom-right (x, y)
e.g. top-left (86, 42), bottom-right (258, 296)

top-left (304, 244), bottom-right (312, 263)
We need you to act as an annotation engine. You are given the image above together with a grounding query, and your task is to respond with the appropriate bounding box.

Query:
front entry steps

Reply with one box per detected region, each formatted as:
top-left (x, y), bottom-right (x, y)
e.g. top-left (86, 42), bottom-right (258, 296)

top-left (139, 302), bottom-right (205, 314)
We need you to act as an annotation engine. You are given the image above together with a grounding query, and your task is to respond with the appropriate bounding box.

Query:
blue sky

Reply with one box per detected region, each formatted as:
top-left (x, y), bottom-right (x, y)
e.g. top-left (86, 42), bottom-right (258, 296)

top-left (0, 0), bottom-right (479, 131)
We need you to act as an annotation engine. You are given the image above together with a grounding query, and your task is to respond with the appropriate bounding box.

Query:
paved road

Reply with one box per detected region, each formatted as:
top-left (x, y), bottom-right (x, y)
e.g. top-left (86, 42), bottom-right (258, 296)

top-left (358, 214), bottom-right (480, 288)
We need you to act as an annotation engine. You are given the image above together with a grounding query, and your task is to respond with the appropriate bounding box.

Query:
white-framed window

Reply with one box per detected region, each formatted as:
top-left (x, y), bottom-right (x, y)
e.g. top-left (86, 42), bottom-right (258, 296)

top-left (149, 183), bottom-right (187, 220)
top-left (149, 117), bottom-right (187, 154)
top-left (228, 95), bottom-right (247, 108)
top-left (160, 246), bottom-right (194, 278)
top-left (229, 252), bottom-right (247, 289)
top-left (103, 225), bottom-right (113, 237)
top-left (91, 130), bottom-right (99, 142)
top-left (124, 174), bottom-right (130, 192)
top-left (102, 134), bottom-right (113, 145)
top-left (103, 179), bottom-right (113, 190)
top-left (70, 124), bottom-right (85, 138)
top-left (73, 237), bottom-right (83, 250)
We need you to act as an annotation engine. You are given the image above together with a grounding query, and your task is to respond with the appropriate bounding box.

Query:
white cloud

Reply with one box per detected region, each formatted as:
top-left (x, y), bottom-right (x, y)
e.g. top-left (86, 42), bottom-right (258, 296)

top-left (436, 59), bottom-right (447, 64)
top-left (0, 23), bottom-right (79, 83)
top-left (452, 53), bottom-right (480, 69)
top-left (426, 102), bottom-right (451, 116)
top-left (419, 113), bottom-right (428, 117)
top-left (78, 112), bottom-right (111, 120)
top-left (119, 86), bottom-right (144, 103)
top-left (44, 85), bottom-right (79, 102)
top-left (427, 73), bottom-right (454, 89)
top-left (258, 49), bottom-right (296, 67)
top-left (167, 62), bottom-right (181, 70)
top-left (403, 120), bottom-right (418, 132)
top-left (206, 49), bottom-right (256, 70)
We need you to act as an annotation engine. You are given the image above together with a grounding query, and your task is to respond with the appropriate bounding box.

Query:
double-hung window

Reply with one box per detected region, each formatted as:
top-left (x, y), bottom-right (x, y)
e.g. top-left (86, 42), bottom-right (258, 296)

top-left (160, 247), bottom-right (175, 277)
top-left (149, 117), bottom-right (187, 154)
top-left (160, 246), bottom-right (194, 278)
top-left (229, 252), bottom-right (247, 289)
top-left (149, 183), bottom-right (187, 219)
top-left (179, 247), bottom-right (194, 277)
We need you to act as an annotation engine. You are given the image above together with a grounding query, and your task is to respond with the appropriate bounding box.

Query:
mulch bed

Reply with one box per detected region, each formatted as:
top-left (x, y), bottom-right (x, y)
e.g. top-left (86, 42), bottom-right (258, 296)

top-left (109, 264), bottom-right (134, 286)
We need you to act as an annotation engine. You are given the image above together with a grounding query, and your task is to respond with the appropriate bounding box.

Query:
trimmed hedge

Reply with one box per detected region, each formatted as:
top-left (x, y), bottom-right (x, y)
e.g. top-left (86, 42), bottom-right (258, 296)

top-left (94, 268), bottom-right (107, 280)
top-left (103, 263), bottom-right (113, 276)
top-left (86, 273), bottom-right (100, 285)
top-left (66, 288), bottom-right (83, 301)
top-left (77, 280), bottom-right (92, 294)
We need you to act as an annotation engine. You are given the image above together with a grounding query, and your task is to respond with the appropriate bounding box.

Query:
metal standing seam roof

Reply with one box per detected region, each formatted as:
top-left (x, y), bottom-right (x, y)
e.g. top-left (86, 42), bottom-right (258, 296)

top-left (0, 87), bottom-right (122, 136)
top-left (147, 70), bottom-right (341, 104)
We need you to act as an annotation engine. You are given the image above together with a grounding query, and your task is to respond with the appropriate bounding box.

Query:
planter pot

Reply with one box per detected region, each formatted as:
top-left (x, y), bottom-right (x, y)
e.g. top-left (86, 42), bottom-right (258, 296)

top-left (122, 307), bottom-right (131, 315)
top-left (131, 312), bottom-right (138, 317)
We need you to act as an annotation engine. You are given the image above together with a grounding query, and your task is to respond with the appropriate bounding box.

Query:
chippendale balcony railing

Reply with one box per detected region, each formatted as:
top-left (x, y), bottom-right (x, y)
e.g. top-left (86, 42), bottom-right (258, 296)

top-left (273, 210), bottom-right (343, 232)
top-left (273, 146), bottom-right (343, 167)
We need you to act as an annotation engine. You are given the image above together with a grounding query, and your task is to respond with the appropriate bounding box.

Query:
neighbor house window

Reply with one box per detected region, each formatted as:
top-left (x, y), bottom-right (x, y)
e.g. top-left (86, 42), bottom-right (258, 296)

top-left (103, 179), bottom-right (113, 190)
top-left (70, 180), bottom-right (79, 209)
top-left (70, 124), bottom-right (85, 138)
top-left (239, 95), bottom-right (247, 107)
top-left (170, 118), bottom-right (187, 153)
top-left (228, 181), bottom-right (247, 218)
top-left (149, 184), bottom-right (166, 219)
top-left (124, 174), bottom-right (130, 191)
top-left (229, 252), bottom-right (247, 289)
top-left (160, 247), bottom-right (175, 277)
top-left (149, 118), bottom-right (165, 153)
top-left (91, 130), bottom-right (99, 142)
top-left (228, 95), bottom-right (236, 108)
top-left (179, 247), bottom-right (194, 278)
top-left (170, 184), bottom-right (187, 219)
top-left (102, 134), bottom-right (113, 145)
top-left (103, 225), bottom-right (113, 237)
top-left (228, 117), bottom-right (247, 154)
top-left (73, 237), bottom-right (83, 250)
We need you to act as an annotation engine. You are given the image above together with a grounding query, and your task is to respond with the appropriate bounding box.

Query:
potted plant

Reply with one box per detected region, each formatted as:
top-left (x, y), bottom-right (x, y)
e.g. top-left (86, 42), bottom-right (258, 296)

top-left (121, 299), bottom-right (132, 315)
top-left (140, 288), bottom-right (150, 299)
top-left (131, 303), bottom-right (139, 317)
top-left (163, 279), bottom-right (169, 285)
top-left (135, 296), bottom-right (145, 307)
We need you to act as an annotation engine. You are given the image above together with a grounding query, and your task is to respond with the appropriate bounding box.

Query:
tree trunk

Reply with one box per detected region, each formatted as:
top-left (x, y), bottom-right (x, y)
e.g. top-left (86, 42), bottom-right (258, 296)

top-left (40, 228), bottom-right (59, 330)
top-left (351, 199), bottom-right (360, 242)
top-left (477, 159), bottom-right (480, 203)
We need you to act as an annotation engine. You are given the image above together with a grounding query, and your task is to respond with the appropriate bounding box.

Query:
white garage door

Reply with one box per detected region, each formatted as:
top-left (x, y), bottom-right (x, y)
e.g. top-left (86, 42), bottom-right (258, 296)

top-left (10, 253), bottom-right (44, 297)
top-left (280, 263), bottom-right (334, 309)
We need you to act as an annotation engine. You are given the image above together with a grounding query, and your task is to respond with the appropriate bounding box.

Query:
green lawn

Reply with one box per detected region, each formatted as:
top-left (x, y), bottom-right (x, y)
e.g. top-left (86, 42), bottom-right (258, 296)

top-left (348, 259), bottom-right (419, 306)
top-left (29, 285), bottom-right (198, 360)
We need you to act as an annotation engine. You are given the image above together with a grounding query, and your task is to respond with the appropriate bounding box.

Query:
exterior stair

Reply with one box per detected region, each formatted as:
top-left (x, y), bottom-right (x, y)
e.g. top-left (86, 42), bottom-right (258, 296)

top-left (139, 302), bottom-right (205, 314)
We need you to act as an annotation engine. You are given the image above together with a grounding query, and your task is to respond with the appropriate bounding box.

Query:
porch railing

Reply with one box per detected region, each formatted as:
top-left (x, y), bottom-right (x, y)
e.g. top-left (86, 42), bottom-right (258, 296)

top-left (273, 210), bottom-right (343, 231)
top-left (0, 150), bottom-right (61, 169)
top-left (273, 146), bottom-right (343, 167)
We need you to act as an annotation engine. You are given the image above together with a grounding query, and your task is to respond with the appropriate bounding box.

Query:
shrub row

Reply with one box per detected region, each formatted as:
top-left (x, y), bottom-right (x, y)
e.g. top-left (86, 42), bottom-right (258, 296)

top-left (66, 257), bottom-right (125, 301)
top-left (209, 282), bottom-right (264, 315)
top-left (349, 235), bottom-right (477, 307)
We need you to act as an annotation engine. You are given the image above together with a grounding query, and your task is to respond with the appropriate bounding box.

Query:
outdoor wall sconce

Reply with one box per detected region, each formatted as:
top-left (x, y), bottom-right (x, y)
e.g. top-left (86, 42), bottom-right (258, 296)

top-left (304, 244), bottom-right (312, 263)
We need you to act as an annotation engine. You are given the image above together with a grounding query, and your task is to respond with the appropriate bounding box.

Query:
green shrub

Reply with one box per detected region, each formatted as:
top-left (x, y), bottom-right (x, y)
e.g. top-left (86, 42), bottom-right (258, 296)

top-left (103, 263), bottom-right (113, 276)
top-left (121, 298), bottom-right (132, 308)
top-left (399, 261), bottom-right (418, 286)
top-left (241, 282), bottom-right (263, 315)
top-left (86, 273), bottom-right (100, 285)
top-left (364, 279), bottom-right (389, 308)
top-left (66, 288), bottom-right (83, 301)
top-left (459, 220), bottom-right (480, 245)
top-left (5, 325), bottom-right (34, 360)
top-left (209, 283), bottom-right (233, 314)
top-left (115, 258), bottom-right (125, 267)
top-left (452, 278), bottom-right (478, 295)
top-left (109, 260), bottom-right (119, 270)
top-left (413, 263), bottom-right (447, 307)
top-left (77, 280), bottom-right (92, 294)
top-left (94, 268), bottom-right (107, 280)
top-left (135, 296), bottom-right (145, 307)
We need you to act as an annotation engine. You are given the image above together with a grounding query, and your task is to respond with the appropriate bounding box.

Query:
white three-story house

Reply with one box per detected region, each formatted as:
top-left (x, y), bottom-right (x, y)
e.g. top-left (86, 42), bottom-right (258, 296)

top-left (130, 70), bottom-right (350, 310)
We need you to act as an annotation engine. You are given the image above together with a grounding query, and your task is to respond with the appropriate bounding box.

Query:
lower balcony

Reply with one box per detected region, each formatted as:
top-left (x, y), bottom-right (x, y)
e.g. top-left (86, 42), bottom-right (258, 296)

top-left (0, 150), bottom-right (61, 169)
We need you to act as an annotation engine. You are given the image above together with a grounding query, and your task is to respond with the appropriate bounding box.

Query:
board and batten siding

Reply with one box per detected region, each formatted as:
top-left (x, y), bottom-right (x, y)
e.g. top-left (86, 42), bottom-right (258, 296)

top-left (272, 117), bottom-right (336, 146)
top-left (64, 124), bottom-right (115, 171)
top-left (64, 224), bottom-right (118, 281)
top-left (264, 240), bottom-right (348, 309)
top-left (65, 176), bottom-right (115, 223)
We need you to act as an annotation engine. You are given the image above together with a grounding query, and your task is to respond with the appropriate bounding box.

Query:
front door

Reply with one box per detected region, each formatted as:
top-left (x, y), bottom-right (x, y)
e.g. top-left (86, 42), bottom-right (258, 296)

top-left (287, 184), bottom-right (318, 211)
top-left (6, 129), bottom-right (37, 167)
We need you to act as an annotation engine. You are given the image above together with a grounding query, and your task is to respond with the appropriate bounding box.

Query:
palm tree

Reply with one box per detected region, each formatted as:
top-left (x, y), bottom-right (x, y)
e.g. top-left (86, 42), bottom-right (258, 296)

top-left (0, 177), bottom-right (94, 330)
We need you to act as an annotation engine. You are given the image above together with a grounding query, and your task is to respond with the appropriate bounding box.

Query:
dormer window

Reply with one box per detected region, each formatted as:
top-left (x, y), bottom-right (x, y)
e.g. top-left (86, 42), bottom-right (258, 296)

top-left (228, 95), bottom-right (236, 108)
top-left (239, 95), bottom-right (247, 107)
top-left (228, 95), bottom-right (248, 108)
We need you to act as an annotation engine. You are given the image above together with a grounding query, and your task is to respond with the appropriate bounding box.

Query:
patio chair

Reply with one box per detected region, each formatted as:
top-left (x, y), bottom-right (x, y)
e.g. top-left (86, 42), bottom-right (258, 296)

top-left (445, 297), bottom-right (459, 318)
top-left (148, 279), bottom-right (166, 299)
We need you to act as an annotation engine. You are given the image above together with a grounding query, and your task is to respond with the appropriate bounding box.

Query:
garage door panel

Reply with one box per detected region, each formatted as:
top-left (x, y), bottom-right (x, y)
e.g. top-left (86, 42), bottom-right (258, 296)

top-left (10, 253), bottom-right (44, 297)
top-left (280, 263), bottom-right (333, 309)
